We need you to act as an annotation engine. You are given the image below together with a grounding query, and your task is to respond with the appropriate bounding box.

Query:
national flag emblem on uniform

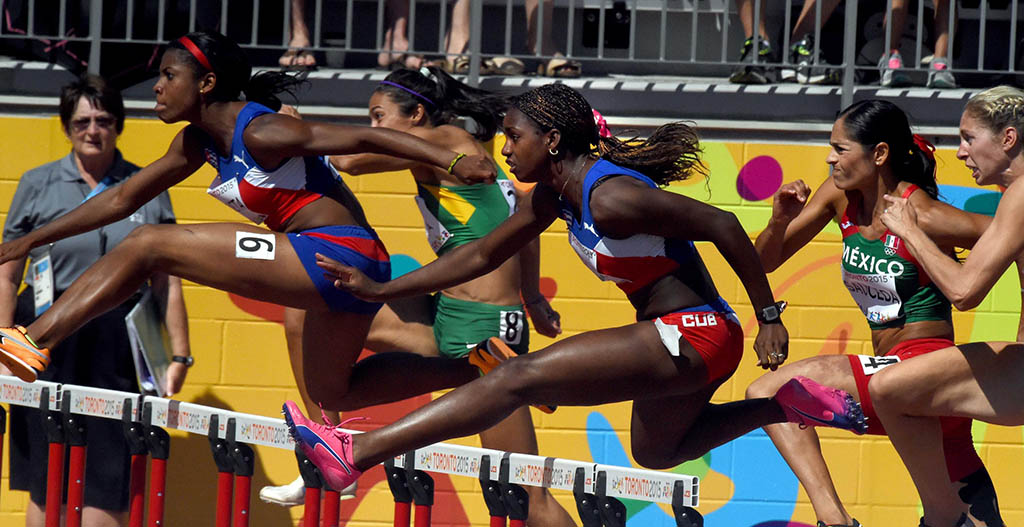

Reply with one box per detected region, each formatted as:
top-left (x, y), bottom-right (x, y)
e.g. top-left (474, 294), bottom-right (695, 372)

top-left (884, 234), bottom-right (899, 256)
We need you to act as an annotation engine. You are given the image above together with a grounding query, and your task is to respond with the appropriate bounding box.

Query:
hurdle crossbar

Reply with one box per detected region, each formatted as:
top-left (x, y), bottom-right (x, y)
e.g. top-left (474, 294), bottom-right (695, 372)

top-left (0, 376), bottom-right (699, 507)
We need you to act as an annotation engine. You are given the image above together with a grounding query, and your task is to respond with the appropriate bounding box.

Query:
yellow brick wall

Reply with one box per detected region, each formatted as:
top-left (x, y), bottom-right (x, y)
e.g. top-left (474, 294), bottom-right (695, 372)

top-left (0, 114), bottom-right (1021, 527)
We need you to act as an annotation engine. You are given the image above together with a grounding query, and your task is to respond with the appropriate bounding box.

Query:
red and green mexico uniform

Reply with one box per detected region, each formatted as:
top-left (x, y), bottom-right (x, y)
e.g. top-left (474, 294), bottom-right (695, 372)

top-left (841, 184), bottom-right (983, 483)
top-left (413, 168), bottom-right (531, 358)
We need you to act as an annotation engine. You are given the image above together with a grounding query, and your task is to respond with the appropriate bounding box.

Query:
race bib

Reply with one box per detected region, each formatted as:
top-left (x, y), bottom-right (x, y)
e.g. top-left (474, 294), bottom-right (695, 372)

top-left (499, 309), bottom-right (524, 345)
top-left (235, 231), bottom-right (276, 260)
top-left (497, 179), bottom-right (518, 216)
top-left (208, 177), bottom-right (268, 225)
top-left (842, 268), bottom-right (902, 324)
top-left (414, 195), bottom-right (453, 254)
top-left (856, 354), bottom-right (902, 375)
top-left (31, 247), bottom-right (55, 316)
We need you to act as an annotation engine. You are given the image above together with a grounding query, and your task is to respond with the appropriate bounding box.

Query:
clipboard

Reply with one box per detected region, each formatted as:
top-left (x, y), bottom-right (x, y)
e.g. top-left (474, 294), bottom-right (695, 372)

top-left (124, 287), bottom-right (172, 396)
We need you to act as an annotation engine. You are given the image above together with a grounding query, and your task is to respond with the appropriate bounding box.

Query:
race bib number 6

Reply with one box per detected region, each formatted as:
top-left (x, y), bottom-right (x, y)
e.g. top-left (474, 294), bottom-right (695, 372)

top-left (236, 231), bottom-right (277, 260)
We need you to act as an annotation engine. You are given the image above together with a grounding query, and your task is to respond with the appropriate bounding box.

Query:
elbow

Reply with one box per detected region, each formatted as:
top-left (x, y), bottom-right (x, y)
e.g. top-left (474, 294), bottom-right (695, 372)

top-left (951, 293), bottom-right (983, 312)
top-left (330, 157), bottom-right (361, 175)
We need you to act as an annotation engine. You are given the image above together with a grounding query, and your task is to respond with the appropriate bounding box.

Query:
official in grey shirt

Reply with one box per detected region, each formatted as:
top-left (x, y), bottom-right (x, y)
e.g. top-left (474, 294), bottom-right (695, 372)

top-left (0, 75), bottom-right (191, 527)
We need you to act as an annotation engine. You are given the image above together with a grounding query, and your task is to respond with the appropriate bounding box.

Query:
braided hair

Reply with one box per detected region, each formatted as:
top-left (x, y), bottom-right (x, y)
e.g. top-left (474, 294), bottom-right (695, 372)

top-left (837, 99), bottom-right (938, 199)
top-left (375, 66), bottom-right (505, 141)
top-left (965, 85), bottom-right (1024, 138)
top-left (168, 31), bottom-right (305, 111)
top-left (509, 83), bottom-right (705, 186)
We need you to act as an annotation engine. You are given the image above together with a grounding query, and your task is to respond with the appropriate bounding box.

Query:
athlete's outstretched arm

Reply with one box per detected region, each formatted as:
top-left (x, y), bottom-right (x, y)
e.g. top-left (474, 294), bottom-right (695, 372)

top-left (0, 127), bottom-right (205, 265)
top-left (244, 114), bottom-right (495, 184)
top-left (755, 178), bottom-right (841, 272)
top-left (318, 185), bottom-right (561, 302)
top-left (882, 181), bottom-right (1024, 310)
top-left (515, 185), bottom-right (561, 337)
top-left (588, 177), bottom-right (788, 369)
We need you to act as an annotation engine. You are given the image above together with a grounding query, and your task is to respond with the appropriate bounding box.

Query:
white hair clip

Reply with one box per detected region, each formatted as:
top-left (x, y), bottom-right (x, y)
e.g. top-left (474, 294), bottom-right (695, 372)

top-left (420, 67), bottom-right (435, 82)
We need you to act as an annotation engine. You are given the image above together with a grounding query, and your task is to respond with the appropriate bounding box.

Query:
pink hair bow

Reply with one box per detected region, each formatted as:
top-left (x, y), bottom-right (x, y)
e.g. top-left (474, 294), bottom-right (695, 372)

top-left (593, 109), bottom-right (612, 138)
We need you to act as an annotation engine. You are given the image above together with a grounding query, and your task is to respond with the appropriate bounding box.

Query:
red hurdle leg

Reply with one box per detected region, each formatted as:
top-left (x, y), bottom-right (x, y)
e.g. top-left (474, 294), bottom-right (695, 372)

top-left (216, 471), bottom-right (234, 527)
top-left (44, 442), bottom-right (64, 527)
top-left (322, 488), bottom-right (340, 527)
top-left (233, 473), bottom-right (252, 527)
top-left (414, 504), bottom-right (432, 527)
top-left (129, 454), bottom-right (148, 527)
top-left (302, 486), bottom-right (321, 527)
top-left (64, 444), bottom-right (86, 527)
top-left (147, 457), bottom-right (167, 527)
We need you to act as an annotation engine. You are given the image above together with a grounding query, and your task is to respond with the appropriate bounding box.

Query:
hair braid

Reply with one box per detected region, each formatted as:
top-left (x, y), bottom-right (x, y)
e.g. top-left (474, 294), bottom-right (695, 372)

top-left (509, 83), bottom-right (706, 185)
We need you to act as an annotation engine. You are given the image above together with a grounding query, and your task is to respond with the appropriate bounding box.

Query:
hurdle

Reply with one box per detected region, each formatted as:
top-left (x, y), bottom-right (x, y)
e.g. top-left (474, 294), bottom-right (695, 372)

top-left (0, 375), bottom-right (702, 526)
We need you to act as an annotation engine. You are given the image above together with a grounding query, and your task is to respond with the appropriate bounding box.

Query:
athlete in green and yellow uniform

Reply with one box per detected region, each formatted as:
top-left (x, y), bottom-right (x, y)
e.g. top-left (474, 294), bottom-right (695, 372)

top-left (265, 67), bottom-right (575, 526)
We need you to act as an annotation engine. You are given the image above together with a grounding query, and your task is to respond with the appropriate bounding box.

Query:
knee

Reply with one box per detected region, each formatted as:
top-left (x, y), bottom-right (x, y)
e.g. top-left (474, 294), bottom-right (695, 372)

top-left (118, 224), bottom-right (164, 265)
top-left (489, 355), bottom-right (540, 397)
top-left (745, 372), bottom-right (784, 400)
top-left (867, 366), bottom-right (900, 409)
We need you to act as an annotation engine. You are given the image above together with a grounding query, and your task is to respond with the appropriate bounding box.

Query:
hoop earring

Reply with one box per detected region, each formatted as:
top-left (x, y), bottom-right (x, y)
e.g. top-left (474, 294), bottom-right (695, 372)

top-left (548, 147), bottom-right (559, 156)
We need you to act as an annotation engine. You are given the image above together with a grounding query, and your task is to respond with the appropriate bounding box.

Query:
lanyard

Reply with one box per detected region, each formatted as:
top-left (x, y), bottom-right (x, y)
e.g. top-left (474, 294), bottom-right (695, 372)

top-left (81, 173), bottom-right (117, 203)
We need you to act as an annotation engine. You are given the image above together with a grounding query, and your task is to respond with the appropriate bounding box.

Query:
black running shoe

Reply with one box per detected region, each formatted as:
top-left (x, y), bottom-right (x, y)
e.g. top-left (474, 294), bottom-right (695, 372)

top-left (729, 37), bottom-right (775, 84)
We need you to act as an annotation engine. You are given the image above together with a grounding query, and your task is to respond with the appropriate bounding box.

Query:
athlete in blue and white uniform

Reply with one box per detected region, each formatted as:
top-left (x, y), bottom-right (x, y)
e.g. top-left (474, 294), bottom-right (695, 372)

top-left (0, 31), bottom-right (497, 416)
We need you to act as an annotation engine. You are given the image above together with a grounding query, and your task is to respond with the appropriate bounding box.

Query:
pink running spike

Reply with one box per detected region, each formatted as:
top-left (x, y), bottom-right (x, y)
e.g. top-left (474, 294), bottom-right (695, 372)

top-left (283, 401), bottom-right (363, 491)
top-left (775, 376), bottom-right (868, 434)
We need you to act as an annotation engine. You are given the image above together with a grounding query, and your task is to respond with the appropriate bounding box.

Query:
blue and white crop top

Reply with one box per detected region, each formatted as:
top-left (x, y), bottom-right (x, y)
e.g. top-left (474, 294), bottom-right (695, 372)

top-left (200, 102), bottom-right (340, 231)
top-left (560, 159), bottom-right (700, 294)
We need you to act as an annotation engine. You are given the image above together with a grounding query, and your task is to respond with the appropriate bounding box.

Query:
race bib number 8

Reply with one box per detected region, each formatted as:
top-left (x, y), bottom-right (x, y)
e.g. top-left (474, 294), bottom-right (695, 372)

top-left (236, 232), bottom-right (276, 260)
top-left (499, 310), bottom-right (524, 345)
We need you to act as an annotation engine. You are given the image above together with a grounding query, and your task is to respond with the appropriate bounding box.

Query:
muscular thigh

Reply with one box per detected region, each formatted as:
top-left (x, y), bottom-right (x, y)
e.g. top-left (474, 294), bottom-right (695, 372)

top-left (137, 223), bottom-right (326, 310)
top-left (505, 321), bottom-right (709, 406)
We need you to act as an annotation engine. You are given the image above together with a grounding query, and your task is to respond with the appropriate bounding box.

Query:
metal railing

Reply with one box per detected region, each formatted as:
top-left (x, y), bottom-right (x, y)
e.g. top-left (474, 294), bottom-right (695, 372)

top-left (0, 0), bottom-right (1019, 107)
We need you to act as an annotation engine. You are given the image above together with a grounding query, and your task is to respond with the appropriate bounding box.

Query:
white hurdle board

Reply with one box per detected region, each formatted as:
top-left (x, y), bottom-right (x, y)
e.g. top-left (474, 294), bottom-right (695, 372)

top-left (0, 376), bottom-right (698, 507)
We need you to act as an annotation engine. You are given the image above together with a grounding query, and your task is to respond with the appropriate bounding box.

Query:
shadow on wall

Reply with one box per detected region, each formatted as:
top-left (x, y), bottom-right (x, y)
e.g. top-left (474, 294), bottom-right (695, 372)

top-left (162, 388), bottom-right (294, 527)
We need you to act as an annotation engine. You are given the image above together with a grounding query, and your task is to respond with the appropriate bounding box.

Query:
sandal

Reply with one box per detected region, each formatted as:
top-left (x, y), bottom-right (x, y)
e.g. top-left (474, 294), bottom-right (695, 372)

top-left (431, 54), bottom-right (497, 75)
top-left (539, 55), bottom-right (582, 78)
top-left (278, 48), bottom-right (317, 71)
top-left (489, 56), bottom-right (525, 76)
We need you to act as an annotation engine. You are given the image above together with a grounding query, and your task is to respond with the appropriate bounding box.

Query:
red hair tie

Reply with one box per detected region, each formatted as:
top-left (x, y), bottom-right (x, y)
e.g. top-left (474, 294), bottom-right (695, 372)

top-left (593, 109), bottom-right (612, 138)
top-left (177, 36), bottom-right (213, 71)
top-left (912, 133), bottom-right (935, 161)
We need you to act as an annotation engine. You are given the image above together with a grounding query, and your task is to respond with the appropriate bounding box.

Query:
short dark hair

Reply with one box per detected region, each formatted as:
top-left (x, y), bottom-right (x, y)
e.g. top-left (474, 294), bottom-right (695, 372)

top-left (58, 74), bottom-right (125, 134)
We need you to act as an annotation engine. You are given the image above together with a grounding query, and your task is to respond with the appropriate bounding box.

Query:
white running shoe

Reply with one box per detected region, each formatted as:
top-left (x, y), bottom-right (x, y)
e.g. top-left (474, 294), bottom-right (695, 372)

top-left (259, 475), bottom-right (358, 507)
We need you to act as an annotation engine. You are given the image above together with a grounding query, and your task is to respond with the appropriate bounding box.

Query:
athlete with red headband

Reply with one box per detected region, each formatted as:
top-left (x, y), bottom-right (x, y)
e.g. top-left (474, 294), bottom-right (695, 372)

top-left (0, 31), bottom-right (497, 417)
top-left (747, 100), bottom-right (1001, 527)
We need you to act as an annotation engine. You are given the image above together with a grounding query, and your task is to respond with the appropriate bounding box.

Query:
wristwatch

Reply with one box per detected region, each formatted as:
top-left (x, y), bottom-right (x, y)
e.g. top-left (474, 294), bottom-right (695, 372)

top-left (172, 355), bottom-right (194, 368)
top-left (757, 300), bottom-right (787, 324)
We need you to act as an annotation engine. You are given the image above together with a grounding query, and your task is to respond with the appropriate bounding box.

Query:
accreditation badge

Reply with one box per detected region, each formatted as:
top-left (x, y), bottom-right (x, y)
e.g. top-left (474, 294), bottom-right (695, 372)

top-left (32, 245), bottom-right (55, 316)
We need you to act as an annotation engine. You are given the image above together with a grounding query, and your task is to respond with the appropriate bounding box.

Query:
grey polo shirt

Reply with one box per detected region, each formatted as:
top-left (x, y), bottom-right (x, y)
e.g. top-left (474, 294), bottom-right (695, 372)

top-left (4, 150), bottom-right (176, 291)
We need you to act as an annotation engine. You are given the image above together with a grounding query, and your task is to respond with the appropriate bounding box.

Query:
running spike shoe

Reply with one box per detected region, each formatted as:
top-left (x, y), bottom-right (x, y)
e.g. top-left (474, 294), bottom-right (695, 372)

top-left (0, 325), bottom-right (50, 382)
top-left (282, 401), bottom-right (362, 492)
top-left (919, 513), bottom-right (973, 527)
top-left (775, 376), bottom-right (868, 434)
top-left (468, 337), bottom-right (556, 414)
top-left (258, 475), bottom-right (358, 507)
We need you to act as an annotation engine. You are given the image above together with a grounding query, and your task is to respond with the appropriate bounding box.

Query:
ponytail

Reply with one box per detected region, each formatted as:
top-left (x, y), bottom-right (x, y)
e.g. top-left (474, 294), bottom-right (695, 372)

top-left (375, 66), bottom-right (505, 141)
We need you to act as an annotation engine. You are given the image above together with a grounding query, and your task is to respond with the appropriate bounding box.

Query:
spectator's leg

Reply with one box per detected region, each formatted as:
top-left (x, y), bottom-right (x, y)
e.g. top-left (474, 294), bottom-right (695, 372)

top-left (790, 0), bottom-right (842, 40)
top-left (279, 0), bottom-right (316, 68)
top-left (927, 0), bottom-right (956, 88)
top-left (736, 0), bottom-right (769, 40)
top-left (528, 0), bottom-right (579, 77)
top-left (445, 0), bottom-right (471, 57)
top-left (885, 0), bottom-right (910, 51)
top-left (379, 0), bottom-right (423, 69)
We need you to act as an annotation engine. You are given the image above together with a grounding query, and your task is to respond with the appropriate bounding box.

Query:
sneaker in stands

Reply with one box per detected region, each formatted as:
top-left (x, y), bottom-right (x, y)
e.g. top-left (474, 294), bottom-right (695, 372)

top-left (0, 325), bottom-right (50, 382)
top-left (927, 57), bottom-right (957, 89)
top-left (879, 50), bottom-right (912, 87)
top-left (774, 376), bottom-right (868, 434)
top-left (259, 475), bottom-right (357, 507)
top-left (282, 401), bottom-right (362, 493)
top-left (468, 337), bottom-right (556, 414)
top-left (729, 37), bottom-right (775, 84)
top-left (789, 34), bottom-right (840, 85)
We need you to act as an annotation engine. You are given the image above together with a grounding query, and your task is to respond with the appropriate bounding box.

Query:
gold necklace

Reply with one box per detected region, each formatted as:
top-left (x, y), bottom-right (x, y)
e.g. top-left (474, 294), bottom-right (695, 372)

top-left (559, 156), bottom-right (587, 198)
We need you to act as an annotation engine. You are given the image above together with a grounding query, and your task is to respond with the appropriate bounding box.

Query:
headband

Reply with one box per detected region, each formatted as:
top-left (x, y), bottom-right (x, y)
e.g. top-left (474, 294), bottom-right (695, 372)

top-left (379, 81), bottom-right (435, 107)
top-left (177, 36), bottom-right (213, 71)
